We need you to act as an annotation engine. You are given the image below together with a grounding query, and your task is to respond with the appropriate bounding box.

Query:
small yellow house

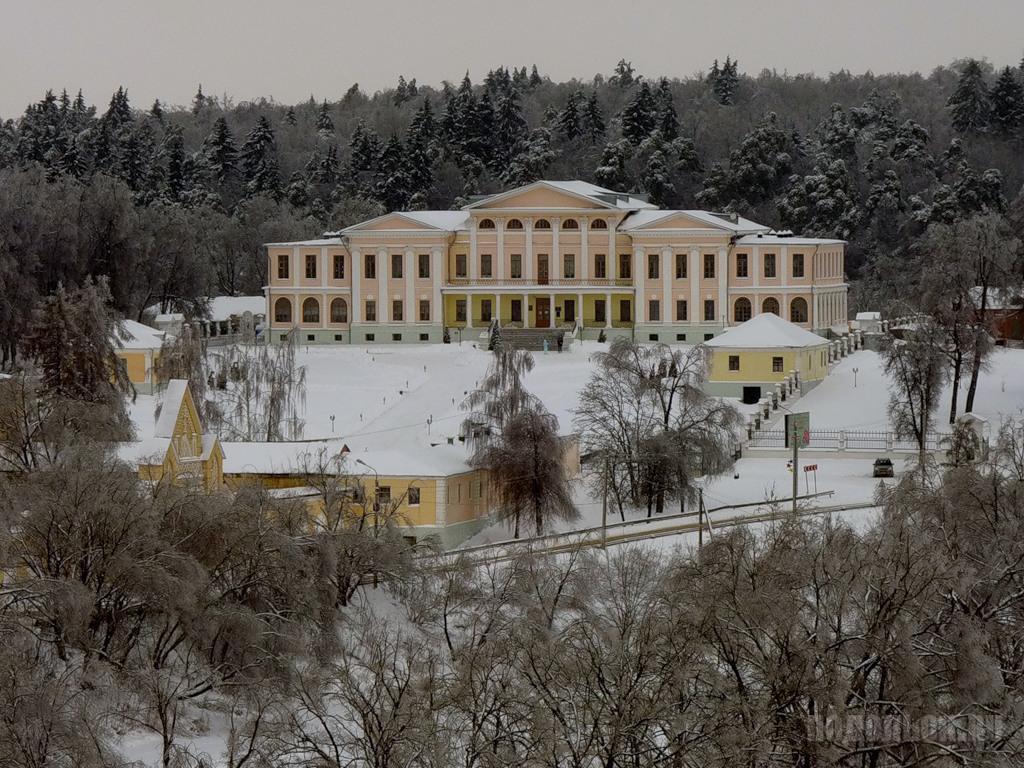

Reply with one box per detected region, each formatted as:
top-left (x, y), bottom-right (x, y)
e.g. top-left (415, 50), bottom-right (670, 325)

top-left (118, 379), bottom-right (224, 490)
top-left (115, 319), bottom-right (167, 394)
top-left (221, 440), bottom-right (495, 548)
top-left (704, 312), bottom-right (830, 403)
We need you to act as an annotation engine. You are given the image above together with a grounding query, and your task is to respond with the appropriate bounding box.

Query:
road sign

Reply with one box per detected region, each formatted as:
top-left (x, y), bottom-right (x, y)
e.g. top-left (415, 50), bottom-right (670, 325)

top-left (785, 412), bottom-right (811, 448)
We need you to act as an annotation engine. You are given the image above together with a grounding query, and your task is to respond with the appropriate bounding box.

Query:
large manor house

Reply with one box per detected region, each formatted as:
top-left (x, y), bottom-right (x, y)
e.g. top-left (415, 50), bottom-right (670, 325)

top-left (266, 180), bottom-right (848, 344)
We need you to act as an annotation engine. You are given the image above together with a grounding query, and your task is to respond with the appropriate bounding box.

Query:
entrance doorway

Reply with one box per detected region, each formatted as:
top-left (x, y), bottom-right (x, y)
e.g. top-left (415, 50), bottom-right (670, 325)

top-left (535, 297), bottom-right (551, 328)
top-left (742, 386), bottom-right (762, 405)
top-left (537, 255), bottom-right (549, 285)
top-left (510, 299), bottom-right (523, 323)
top-left (563, 299), bottom-right (576, 324)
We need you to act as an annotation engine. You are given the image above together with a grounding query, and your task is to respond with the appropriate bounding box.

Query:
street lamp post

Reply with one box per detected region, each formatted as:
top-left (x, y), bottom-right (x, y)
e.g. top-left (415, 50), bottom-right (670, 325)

top-left (852, 367), bottom-right (859, 388)
top-left (355, 458), bottom-right (381, 586)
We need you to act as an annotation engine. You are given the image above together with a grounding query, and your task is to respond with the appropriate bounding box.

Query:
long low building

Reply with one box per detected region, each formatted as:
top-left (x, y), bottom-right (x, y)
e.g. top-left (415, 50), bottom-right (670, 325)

top-left (265, 180), bottom-right (847, 345)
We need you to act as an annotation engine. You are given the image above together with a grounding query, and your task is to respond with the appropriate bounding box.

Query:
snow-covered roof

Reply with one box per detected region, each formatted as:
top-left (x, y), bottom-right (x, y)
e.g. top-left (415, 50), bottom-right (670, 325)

top-left (154, 380), bottom-right (189, 438)
top-left (401, 210), bottom-right (471, 230)
top-left (464, 180), bottom-right (657, 211)
top-left (222, 439), bottom-right (472, 478)
top-left (735, 233), bottom-right (845, 246)
top-left (116, 437), bottom-right (171, 468)
top-left (619, 209), bottom-right (770, 233)
top-left (205, 296), bottom-right (265, 321)
top-left (115, 319), bottom-right (166, 351)
top-left (855, 311), bottom-right (881, 321)
top-left (265, 237), bottom-right (344, 247)
top-left (705, 313), bottom-right (829, 350)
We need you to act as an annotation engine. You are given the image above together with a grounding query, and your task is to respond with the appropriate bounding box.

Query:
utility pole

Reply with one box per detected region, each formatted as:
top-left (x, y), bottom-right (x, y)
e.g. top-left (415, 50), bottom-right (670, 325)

top-left (792, 420), bottom-right (799, 514)
top-left (698, 488), bottom-right (704, 549)
top-left (601, 455), bottom-right (609, 549)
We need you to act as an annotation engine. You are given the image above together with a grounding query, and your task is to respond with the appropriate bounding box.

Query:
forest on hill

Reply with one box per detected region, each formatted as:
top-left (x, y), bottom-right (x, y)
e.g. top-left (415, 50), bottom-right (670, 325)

top-left (2, 57), bottom-right (1024, 362)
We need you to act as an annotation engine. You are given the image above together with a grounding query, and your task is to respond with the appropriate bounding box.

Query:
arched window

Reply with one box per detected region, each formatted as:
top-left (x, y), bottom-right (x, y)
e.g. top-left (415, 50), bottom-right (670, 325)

top-left (302, 297), bottom-right (320, 324)
top-left (562, 218), bottom-right (579, 230)
top-left (734, 297), bottom-right (752, 322)
top-left (790, 297), bottom-right (808, 323)
top-left (274, 297), bottom-right (292, 323)
top-left (478, 218), bottom-right (495, 229)
top-left (330, 298), bottom-right (348, 324)
top-left (506, 218), bottom-right (523, 230)
top-left (591, 219), bottom-right (608, 230)
top-left (534, 218), bottom-right (551, 230)
top-left (762, 297), bottom-right (780, 316)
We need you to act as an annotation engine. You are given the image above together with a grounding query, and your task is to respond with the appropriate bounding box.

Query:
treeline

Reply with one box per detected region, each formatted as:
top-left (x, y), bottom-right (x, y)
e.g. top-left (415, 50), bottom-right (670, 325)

top-left (3, 57), bottom-right (1024, 360)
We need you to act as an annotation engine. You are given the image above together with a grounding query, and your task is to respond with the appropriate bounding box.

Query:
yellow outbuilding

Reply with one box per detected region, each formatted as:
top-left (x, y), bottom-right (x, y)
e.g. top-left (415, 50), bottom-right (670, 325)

top-left (704, 312), bottom-right (831, 403)
top-left (114, 319), bottom-right (167, 394)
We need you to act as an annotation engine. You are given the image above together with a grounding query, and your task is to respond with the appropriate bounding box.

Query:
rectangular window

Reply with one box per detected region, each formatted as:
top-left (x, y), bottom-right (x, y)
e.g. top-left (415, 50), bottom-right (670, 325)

top-left (704, 299), bottom-right (715, 322)
top-left (408, 486), bottom-right (420, 505)
top-left (455, 300), bottom-right (467, 322)
top-left (676, 299), bottom-right (688, 321)
top-left (618, 254), bottom-right (631, 279)
top-left (481, 299), bottom-right (492, 322)
top-left (419, 300), bottom-right (430, 322)
top-left (277, 254), bottom-right (289, 279)
top-left (392, 300), bottom-right (403, 322)
top-left (563, 254), bottom-right (575, 279)
top-left (728, 355), bottom-right (740, 371)
top-left (391, 253), bottom-right (403, 278)
top-left (511, 299), bottom-right (523, 322)
top-left (305, 254), bottom-right (317, 279)
top-left (793, 253), bottom-right (805, 278)
top-left (510, 254), bottom-right (522, 279)
top-left (648, 299), bottom-right (660, 322)
top-left (364, 254), bottom-right (376, 279)
top-left (365, 300), bottom-right (376, 322)
top-left (595, 254), bottom-right (606, 279)
top-left (595, 299), bottom-right (606, 323)
top-left (418, 253), bottom-right (430, 278)
top-left (703, 254), bottom-right (715, 279)
top-left (736, 253), bottom-right (748, 278)
top-left (619, 298), bottom-right (631, 322)
top-left (366, 333), bottom-right (375, 341)
top-left (764, 253), bottom-right (777, 278)
top-left (772, 356), bottom-right (784, 373)
top-left (376, 486), bottom-right (391, 506)
top-left (333, 254), bottom-right (345, 279)
top-left (455, 254), bottom-right (467, 278)
top-left (480, 254), bottom-right (492, 278)
top-left (647, 253), bottom-right (659, 279)
top-left (392, 333), bottom-right (402, 341)
top-left (675, 253), bottom-right (687, 279)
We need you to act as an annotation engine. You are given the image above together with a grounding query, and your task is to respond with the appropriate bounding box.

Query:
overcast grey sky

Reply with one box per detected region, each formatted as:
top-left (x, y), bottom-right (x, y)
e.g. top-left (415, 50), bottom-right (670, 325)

top-left (2, 0), bottom-right (1022, 116)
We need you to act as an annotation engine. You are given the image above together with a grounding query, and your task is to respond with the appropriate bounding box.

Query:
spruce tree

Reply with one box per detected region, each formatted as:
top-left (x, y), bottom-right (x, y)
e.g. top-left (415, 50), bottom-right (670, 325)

top-left (240, 115), bottom-right (281, 198)
top-left (150, 99), bottom-right (164, 123)
top-left (582, 92), bottom-right (606, 141)
top-left (948, 59), bottom-right (991, 134)
top-left (594, 139), bottom-right (632, 189)
top-left (989, 66), bottom-right (1024, 136)
top-left (621, 81), bottom-right (657, 145)
top-left (204, 117), bottom-right (238, 184)
top-left (641, 149), bottom-right (675, 206)
top-left (529, 64), bottom-right (543, 88)
top-left (192, 84), bottom-right (206, 115)
top-left (556, 90), bottom-right (583, 140)
top-left (713, 57), bottom-right (739, 105)
top-left (656, 78), bottom-right (679, 140)
top-left (612, 59), bottom-right (635, 88)
top-left (163, 125), bottom-right (189, 202)
top-left (316, 100), bottom-right (334, 134)
top-left (494, 89), bottom-right (527, 164)
top-left (283, 106), bottom-right (298, 126)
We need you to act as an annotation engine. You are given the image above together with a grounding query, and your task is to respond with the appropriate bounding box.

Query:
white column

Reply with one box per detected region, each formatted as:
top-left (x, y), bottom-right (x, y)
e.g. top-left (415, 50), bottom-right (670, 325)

top-left (634, 247), bottom-right (645, 324)
top-left (523, 293), bottom-right (530, 328)
top-left (752, 246), bottom-right (760, 290)
top-left (466, 294), bottom-right (473, 329)
top-left (431, 247), bottom-right (443, 326)
top-left (495, 294), bottom-right (501, 323)
top-left (469, 220), bottom-right (478, 281)
top-left (661, 247), bottom-right (671, 325)
top-left (524, 219), bottom-right (534, 280)
top-left (377, 248), bottom-right (388, 323)
top-left (549, 292), bottom-right (555, 326)
top-left (404, 248), bottom-right (414, 327)
top-left (812, 290), bottom-right (819, 330)
top-left (607, 222), bottom-right (616, 279)
top-left (580, 218), bottom-right (589, 281)
top-left (496, 219), bottom-right (505, 280)
top-left (780, 246), bottom-right (788, 287)
top-left (717, 248), bottom-right (728, 327)
top-left (551, 217), bottom-right (560, 281)
top-left (605, 291), bottom-right (612, 328)
top-left (689, 247), bottom-right (700, 325)
top-left (351, 248), bottom-right (362, 323)
top-left (577, 292), bottom-right (584, 326)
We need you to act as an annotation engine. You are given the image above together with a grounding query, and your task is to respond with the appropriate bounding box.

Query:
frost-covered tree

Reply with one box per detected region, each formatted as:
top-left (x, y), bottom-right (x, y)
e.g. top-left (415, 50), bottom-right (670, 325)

top-left (948, 59), bottom-right (991, 134)
top-left (240, 115), bottom-right (281, 199)
top-left (594, 139), bottom-right (632, 190)
top-left (621, 81), bottom-right (657, 145)
top-left (989, 66), bottom-right (1024, 136)
top-left (315, 100), bottom-right (334, 135)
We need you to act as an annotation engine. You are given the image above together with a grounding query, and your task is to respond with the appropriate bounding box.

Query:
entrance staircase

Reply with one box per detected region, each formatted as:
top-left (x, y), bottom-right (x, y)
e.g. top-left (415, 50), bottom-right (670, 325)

top-left (496, 326), bottom-right (568, 352)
